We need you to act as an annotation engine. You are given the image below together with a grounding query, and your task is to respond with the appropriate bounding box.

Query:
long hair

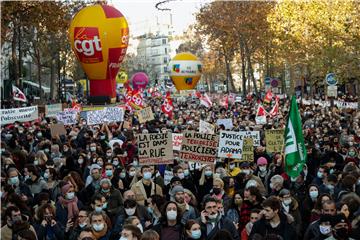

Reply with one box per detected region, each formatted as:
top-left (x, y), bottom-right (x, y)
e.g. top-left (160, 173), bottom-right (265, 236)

top-left (160, 201), bottom-right (182, 225)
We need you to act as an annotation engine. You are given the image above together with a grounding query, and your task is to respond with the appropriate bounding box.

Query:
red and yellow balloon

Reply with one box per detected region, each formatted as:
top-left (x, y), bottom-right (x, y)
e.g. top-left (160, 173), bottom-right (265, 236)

top-left (69, 4), bottom-right (129, 103)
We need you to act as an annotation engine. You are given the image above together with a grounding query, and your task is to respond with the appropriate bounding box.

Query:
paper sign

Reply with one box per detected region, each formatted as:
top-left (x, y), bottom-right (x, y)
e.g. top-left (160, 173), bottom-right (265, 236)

top-left (136, 132), bottom-right (174, 165)
top-left (265, 129), bottom-right (285, 153)
top-left (50, 123), bottom-right (67, 137)
top-left (164, 170), bottom-right (174, 185)
top-left (216, 118), bottom-right (233, 130)
top-left (45, 104), bottom-right (63, 117)
top-left (199, 120), bottom-right (215, 134)
top-left (1, 106), bottom-right (39, 125)
top-left (87, 107), bottom-right (124, 125)
top-left (180, 131), bottom-right (219, 165)
top-left (56, 110), bottom-right (78, 125)
top-left (218, 131), bottom-right (244, 159)
top-left (241, 138), bottom-right (254, 161)
top-left (137, 107), bottom-right (154, 124)
top-left (239, 131), bottom-right (261, 146)
top-left (188, 162), bottom-right (202, 171)
top-left (172, 133), bottom-right (183, 151)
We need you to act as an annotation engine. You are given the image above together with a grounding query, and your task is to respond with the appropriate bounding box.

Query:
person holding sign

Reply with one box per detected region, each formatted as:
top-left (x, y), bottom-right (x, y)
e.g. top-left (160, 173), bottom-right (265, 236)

top-left (131, 166), bottom-right (163, 205)
top-left (240, 162), bottom-right (267, 196)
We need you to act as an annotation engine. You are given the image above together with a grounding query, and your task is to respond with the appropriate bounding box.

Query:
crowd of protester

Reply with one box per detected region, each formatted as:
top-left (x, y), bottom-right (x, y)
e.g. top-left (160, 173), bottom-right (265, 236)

top-left (1, 94), bottom-right (360, 240)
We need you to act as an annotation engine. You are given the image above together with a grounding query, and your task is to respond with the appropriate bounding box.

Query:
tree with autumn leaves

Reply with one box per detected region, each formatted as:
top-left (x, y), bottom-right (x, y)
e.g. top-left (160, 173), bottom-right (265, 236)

top-left (194, 0), bottom-right (360, 98)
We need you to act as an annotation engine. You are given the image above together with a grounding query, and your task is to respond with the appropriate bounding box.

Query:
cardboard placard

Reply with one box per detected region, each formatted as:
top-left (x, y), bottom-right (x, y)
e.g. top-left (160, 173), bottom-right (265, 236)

top-left (136, 132), bottom-right (173, 165)
top-left (265, 129), bottom-right (285, 153)
top-left (199, 120), bottom-right (215, 134)
top-left (172, 133), bottom-right (183, 151)
top-left (239, 131), bottom-right (261, 146)
top-left (137, 107), bottom-right (154, 124)
top-left (1, 106), bottom-right (39, 125)
top-left (180, 131), bottom-right (219, 165)
top-left (218, 131), bottom-right (244, 159)
top-left (241, 138), bottom-right (254, 161)
top-left (87, 107), bottom-right (124, 125)
top-left (50, 123), bottom-right (67, 137)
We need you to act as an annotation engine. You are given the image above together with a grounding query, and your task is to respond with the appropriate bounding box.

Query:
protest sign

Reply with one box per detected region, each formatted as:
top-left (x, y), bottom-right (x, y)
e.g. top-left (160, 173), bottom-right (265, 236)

top-left (199, 120), bottom-right (215, 134)
top-left (180, 131), bottom-right (219, 164)
top-left (188, 162), bottom-right (202, 171)
top-left (86, 107), bottom-right (124, 125)
top-left (1, 106), bottom-right (39, 125)
top-left (86, 110), bottom-right (104, 125)
top-left (136, 132), bottom-right (173, 165)
top-left (239, 131), bottom-right (261, 146)
top-left (45, 104), bottom-right (62, 117)
top-left (216, 118), bottom-right (233, 130)
top-left (241, 138), bottom-right (254, 161)
top-left (56, 110), bottom-right (78, 125)
top-left (265, 129), bottom-right (285, 153)
top-left (137, 107), bottom-right (154, 124)
top-left (50, 123), bottom-right (67, 137)
top-left (218, 131), bottom-right (244, 159)
top-left (172, 133), bottom-right (183, 151)
top-left (164, 170), bottom-right (174, 185)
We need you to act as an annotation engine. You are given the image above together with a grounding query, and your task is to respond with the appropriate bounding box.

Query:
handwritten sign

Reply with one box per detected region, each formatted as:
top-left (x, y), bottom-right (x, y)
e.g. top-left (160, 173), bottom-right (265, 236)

top-left (56, 110), bottom-right (78, 125)
top-left (180, 131), bottom-right (219, 165)
top-left (265, 129), bottom-right (285, 153)
top-left (87, 107), bottom-right (124, 125)
top-left (137, 107), bottom-right (154, 124)
top-left (199, 120), bottom-right (215, 134)
top-left (241, 138), bottom-right (254, 161)
top-left (1, 106), bottom-right (39, 125)
top-left (45, 104), bottom-right (62, 117)
top-left (216, 118), bottom-right (233, 130)
top-left (218, 131), bottom-right (244, 159)
top-left (239, 131), bottom-right (261, 146)
top-left (172, 133), bottom-right (183, 151)
top-left (136, 132), bottom-right (173, 165)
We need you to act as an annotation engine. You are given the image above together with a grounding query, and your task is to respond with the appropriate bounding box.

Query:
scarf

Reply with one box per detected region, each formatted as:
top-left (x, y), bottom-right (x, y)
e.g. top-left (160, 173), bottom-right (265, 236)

top-left (177, 202), bottom-right (187, 213)
top-left (58, 196), bottom-right (79, 220)
top-left (92, 224), bottom-right (108, 240)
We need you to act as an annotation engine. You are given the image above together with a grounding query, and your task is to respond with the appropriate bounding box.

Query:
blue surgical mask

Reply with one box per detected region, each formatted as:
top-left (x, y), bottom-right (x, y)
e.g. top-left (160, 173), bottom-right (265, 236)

top-left (8, 176), bottom-right (19, 185)
top-left (204, 170), bottom-right (212, 177)
top-left (92, 223), bottom-right (104, 232)
top-left (66, 192), bottom-right (75, 200)
top-left (143, 172), bottom-right (152, 180)
top-left (191, 230), bottom-right (201, 239)
top-left (95, 206), bottom-right (103, 213)
top-left (184, 169), bottom-right (190, 177)
top-left (79, 222), bottom-right (87, 228)
top-left (105, 170), bottom-right (113, 177)
top-left (317, 171), bottom-right (323, 178)
top-left (102, 202), bottom-right (108, 209)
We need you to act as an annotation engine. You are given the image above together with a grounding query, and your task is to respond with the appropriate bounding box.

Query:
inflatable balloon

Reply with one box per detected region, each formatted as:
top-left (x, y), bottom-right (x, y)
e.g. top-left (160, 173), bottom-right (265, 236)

top-left (169, 52), bottom-right (202, 90)
top-left (131, 72), bottom-right (149, 90)
top-left (69, 4), bottom-right (129, 103)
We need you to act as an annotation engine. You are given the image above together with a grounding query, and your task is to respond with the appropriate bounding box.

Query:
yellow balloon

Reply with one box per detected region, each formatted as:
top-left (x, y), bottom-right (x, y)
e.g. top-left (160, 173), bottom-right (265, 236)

top-left (169, 52), bottom-right (202, 90)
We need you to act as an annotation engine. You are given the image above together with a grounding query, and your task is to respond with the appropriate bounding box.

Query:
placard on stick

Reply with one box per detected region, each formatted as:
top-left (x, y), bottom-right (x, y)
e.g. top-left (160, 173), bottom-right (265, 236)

top-left (218, 131), bottom-right (244, 159)
top-left (137, 107), bottom-right (154, 124)
top-left (180, 131), bottom-right (219, 165)
top-left (136, 132), bottom-right (173, 165)
top-left (265, 129), bottom-right (284, 153)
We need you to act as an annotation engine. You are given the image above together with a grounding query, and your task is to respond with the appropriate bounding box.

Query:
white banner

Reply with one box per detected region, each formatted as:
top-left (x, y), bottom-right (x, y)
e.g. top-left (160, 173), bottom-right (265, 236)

top-left (199, 120), bottom-right (215, 134)
top-left (45, 104), bottom-right (62, 117)
top-left (216, 118), bottom-right (233, 130)
top-left (172, 133), bottom-right (183, 151)
top-left (1, 106), bottom-right (38, 125)
top-left (56, 110), bottom-right (78, 125)
top-left (218, 131), bottom-right (244, 159)
top-left (87, 107), bottom-right (124, 125)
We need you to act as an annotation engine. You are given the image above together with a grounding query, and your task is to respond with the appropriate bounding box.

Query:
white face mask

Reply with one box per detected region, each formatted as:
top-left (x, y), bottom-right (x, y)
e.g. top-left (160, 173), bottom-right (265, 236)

top-left (283, 199), bottom-right (292, 206)
top-left (125, 208), bottom-right (136, 216)
top-left (92, 223), bottom-right (104, 232)
top-left (167, 210), bottom-right (177, 220)
top-left (137, 223), bottom-right (143, 233)
top-left (319, 225), bottom-right (331, 235)
top-left (259, 166), bottom-right (267, 172)
top-left (229, 164), bottom-right (235, 170)
top-left (178, 173), bottom-right (185, 179)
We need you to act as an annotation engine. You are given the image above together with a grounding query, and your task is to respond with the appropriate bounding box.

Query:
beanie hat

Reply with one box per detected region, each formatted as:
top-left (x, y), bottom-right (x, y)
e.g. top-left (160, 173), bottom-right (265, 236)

top-left (171, 185), bottom-right (184, 196)
top-left (257, 157), bottom-right (268, 165)
top-left (100, 178), bottom-right (112, 186)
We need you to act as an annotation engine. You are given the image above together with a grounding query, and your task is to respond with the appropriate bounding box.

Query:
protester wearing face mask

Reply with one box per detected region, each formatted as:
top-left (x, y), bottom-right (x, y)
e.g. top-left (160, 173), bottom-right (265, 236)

top-left (241, 162), bottom-right (267, 196)
top-left (198, 197), bottom-right (239, 240)
top-left (198, 166), bottom-right (214, 201)
top-left (319, 174), bottom-right (338, 197)
top-left (153, 201), bottom-right (182, 240)
top-left (96, 178), bottom-right (123, 222)
top-left (119, 224), bottom-right (142, 240)
top-left (228, 160), bottom-right (241, 177)
top-left (328, 213), bottom-right (355, 240)
top-left (24, 164), bottom-right (48, 197)
top-left (170, 185), bottom-right (198, 225)
top-left (67, 210), bottom-right (89, 240)
top-left (130, 165), bottom-right (163, 205)
top-left (145, 194), bottom-right (165, 226)
top-left (278, 189), bottom-right (302, 236)
top-left (313, 166), bottom-right (330, 186)
top-left (1, 206), bottom-right (36, 240)
top-left (44, 168), bottom-right (58, 191)
top-left (203, 178), bottom-right (231, 213)
top-left (81, 164), bottom-right (102, 205)
top-left (55, 183), bottom-right (83, 226)
top-left (123, 166), bottom-right (138, 190)
top-left (316, 214), bottom-right (333, 239)
top-left (268, 174), bottom-right (284, 196)
top-left (124, 216), bottom-right (144, 233)
top-left (226, 192), bottom-right (243, 226)
top-left (183, 220), bottom-right (204, 240)
top-left (255, 157), bottom-right (270, 183)
top-left (179, 163), bottom-right (198, 196)
top-left (34, 203), bottom-right (64, 240)
top-left (6, 167), bottom-right (33, 202)
top-left (90, 211), bottom-right (111, 240)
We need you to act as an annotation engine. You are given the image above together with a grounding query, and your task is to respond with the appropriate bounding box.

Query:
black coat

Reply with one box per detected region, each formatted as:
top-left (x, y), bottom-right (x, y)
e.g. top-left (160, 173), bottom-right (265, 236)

top-left (198, 216), bottom-right (240, 240)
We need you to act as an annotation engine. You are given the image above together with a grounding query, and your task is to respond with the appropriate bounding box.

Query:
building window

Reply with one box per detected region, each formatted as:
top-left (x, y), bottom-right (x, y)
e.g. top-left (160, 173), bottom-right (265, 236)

top-left (164, 48), bottom-right (167, 54)
top-left (164, 66), bottom-right (168, 73)
top-left (162, 39), bottom-right (166, 44)
top-left (163, 57), bottom-right (167, 64)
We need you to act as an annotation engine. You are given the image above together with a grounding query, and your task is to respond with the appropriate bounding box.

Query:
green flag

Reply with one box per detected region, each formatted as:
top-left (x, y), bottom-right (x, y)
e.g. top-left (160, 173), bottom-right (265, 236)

top-left (284, 96), bottom-right (307, 177)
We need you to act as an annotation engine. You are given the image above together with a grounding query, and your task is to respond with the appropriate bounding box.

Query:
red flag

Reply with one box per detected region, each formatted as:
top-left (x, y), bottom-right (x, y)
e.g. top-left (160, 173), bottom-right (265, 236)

top-left (125, 88), bottom-right (144, 111)
top-left (195, 91), bottom-right (213, 108)
top-left (12, 85), bottom-right (27, 102)
top-left (269, 96), bottom-right (279, 118)
top-left (264, 89), bottom-right (273, 104)
top-left (161, 92), bottom-right (174, 118)
top-left (255, 104), bottom-right (267, 124)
